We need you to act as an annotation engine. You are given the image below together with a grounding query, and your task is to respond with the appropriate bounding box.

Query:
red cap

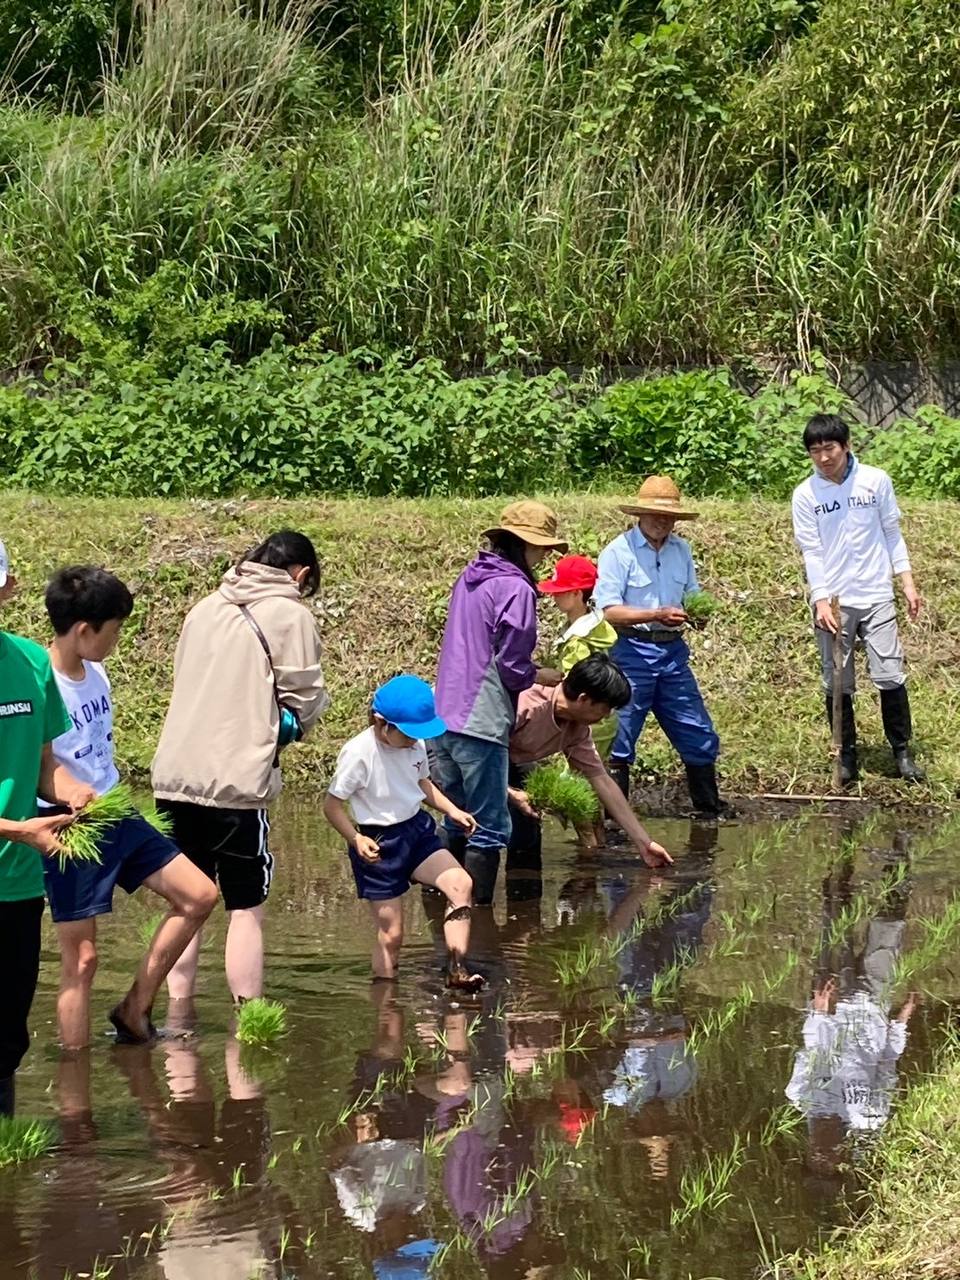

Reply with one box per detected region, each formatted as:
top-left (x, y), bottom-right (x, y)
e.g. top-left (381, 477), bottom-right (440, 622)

top-left (538, 554), bottom-right (598, 595)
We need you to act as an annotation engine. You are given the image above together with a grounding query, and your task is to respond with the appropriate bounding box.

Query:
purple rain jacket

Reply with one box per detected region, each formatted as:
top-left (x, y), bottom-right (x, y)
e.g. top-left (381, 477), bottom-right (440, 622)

top-left (434, 551), bottom-right (538, 745)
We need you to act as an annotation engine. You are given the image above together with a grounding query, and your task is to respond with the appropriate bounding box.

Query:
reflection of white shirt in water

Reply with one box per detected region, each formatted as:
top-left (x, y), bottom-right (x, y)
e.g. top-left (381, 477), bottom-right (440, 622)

top-left (331, 1139), bottom-right (427, 1232)
top-left (785, 992), bottom-right (908, 1132)
top-left (160, 1230), bottom-right (268, 1280)
top-left (603, 1040), bottom-right (696, 1111)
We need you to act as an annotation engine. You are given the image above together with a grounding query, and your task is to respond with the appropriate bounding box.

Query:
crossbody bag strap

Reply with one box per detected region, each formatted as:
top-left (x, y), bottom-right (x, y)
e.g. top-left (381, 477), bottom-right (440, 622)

top-left (237, 603), bottom-right (283, 766)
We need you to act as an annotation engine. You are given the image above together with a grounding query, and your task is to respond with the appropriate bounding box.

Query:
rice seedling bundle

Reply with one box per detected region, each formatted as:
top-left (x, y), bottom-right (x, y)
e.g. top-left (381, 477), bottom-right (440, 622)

top-left (0, 1116), bottom-right (55, 1168)
top-left (236, 997), bottom-right (287, 1046)
top-left (682, 590), bottom-right (721, 621)
top-left (524, 762), bottom-right (599, 825)
top-left (57, 784), bottom-right (173, 868)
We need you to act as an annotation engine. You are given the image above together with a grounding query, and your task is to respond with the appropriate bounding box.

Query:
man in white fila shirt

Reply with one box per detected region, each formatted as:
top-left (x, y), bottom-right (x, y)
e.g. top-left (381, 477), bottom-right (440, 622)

top-left (792, 414), bottom-right (923, 785)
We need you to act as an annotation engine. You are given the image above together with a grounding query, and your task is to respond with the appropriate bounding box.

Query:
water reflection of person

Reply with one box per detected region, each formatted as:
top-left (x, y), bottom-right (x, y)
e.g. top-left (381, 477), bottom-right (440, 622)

top-left (787, 838), bottom-right (918, 1178)
top-left (330, 987), bottom-right (434, 1249)
top-left (595, 826), bottom-right (716, 1179)
top-left (0, 1049), bottom-right (159, 1280)
top-left (79, 1023), bottom-right (285, 1280)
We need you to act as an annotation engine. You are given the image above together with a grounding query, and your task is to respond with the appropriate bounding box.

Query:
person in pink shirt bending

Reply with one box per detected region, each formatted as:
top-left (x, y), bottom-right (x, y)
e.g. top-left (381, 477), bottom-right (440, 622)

top-left (506, 654), bottom-right (672, 872)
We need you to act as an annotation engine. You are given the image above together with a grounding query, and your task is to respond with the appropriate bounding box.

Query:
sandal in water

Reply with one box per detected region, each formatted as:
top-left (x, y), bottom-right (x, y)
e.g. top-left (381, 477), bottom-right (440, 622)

top-left (445, 966), bottom-right (486, 993)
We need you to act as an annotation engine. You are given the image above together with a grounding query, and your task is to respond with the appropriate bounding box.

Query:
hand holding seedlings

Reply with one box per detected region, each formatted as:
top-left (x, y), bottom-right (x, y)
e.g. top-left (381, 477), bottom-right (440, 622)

top-left (61, 781), bottom-right (98, 813)
top-left (507, 787), bottom-right (540, 820)
top-left (18, 813), bottom-right (75, 856)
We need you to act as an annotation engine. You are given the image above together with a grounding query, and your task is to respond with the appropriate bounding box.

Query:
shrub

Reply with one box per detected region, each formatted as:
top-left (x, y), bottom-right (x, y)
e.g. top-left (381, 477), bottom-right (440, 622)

top-left (865, 407), bottom-right (960, 499)
top-left (0, 342), bottom-right (588, 497)
top-left (581, 370), bottom-right (759, 493)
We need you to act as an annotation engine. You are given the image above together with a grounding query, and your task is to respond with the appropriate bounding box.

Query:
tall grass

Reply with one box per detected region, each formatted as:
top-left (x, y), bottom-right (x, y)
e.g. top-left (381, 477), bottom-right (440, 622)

top-left (2, 0), bottom-right (960, 369)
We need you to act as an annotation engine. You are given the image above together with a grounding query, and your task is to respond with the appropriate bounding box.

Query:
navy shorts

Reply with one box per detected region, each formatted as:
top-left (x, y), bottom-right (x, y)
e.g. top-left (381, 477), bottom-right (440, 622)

top-left (44, 814), bottom-right (180, 924)
top-left (348, 809), bottom-right (445, 902)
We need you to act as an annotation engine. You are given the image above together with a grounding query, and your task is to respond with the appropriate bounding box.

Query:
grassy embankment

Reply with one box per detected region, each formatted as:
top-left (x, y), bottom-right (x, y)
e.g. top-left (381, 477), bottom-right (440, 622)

top-left (4, 491), bottom-right (958, 806)
top-left (770, 1034), bottom-right (960, 1280)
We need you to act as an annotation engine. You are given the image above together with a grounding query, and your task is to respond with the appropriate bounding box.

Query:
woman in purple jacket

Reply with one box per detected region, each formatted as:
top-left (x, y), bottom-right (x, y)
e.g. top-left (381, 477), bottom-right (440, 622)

top-left (433, 502), bottom-right (566, 904)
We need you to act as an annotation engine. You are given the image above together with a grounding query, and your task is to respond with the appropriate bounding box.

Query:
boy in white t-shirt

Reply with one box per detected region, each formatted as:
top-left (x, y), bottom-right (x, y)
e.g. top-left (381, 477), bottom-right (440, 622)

top-left (43, 568), bottom-right (217, 1049)
top-left (323, 675), bottom-right (483, 991)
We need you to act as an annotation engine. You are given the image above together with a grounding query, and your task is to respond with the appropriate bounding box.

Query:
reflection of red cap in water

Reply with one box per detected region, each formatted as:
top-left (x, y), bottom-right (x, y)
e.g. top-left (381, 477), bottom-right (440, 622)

top-left (556, 1099), bottom-right (598, 1142)
top-left (538, 555), bottom-right (598, 595)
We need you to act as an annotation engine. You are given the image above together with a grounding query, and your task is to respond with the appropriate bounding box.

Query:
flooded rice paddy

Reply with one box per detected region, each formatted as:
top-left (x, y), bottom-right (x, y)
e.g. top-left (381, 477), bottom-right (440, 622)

top-left (4, 803), bottom-right (960, 1280)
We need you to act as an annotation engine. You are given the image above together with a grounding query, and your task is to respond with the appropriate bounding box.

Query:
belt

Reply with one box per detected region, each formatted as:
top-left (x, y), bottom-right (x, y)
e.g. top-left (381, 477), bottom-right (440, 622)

top-left (615, 627), bottom-right (684, 644)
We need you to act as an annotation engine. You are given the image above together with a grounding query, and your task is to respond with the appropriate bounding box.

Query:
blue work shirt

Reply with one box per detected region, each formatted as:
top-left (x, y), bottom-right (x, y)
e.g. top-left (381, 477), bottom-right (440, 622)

top-left (595, 527), bottom-right (699, 625)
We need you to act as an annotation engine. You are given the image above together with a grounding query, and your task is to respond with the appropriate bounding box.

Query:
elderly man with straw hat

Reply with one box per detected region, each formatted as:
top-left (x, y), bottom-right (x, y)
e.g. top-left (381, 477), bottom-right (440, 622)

top-left (594, 477), bottom-right (730, 818)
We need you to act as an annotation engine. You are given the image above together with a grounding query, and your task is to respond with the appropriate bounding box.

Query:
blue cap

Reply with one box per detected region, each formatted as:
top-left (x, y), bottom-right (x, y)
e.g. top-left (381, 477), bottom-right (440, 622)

top-left (372, 675), bottom-right (447, 740)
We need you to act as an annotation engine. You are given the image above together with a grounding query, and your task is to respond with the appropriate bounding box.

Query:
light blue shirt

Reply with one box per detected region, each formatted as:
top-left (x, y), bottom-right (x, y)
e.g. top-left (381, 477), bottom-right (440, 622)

top-left (595, 528), bottom-right (698, 623)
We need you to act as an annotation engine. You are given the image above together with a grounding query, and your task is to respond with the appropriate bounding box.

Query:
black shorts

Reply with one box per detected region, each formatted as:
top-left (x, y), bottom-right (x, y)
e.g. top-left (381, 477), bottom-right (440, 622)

top-left (156, 800), bottom-right (273, 911)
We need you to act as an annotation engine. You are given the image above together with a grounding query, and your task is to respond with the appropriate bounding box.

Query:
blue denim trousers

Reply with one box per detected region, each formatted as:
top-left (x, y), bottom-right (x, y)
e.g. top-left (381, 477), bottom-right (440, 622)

top-left (430, 731), bottom-right (511, 904)
top-left (610, 637), bottom-right (719, 767)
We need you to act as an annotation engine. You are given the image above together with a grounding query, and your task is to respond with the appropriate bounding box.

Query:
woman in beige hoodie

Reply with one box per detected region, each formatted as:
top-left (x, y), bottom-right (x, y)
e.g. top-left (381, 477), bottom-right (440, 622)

top-left (152, 531), bottom-right (330, 1006)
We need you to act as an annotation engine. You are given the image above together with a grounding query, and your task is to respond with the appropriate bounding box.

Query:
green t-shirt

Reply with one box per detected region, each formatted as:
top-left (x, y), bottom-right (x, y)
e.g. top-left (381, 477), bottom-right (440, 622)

top-left (0, 631), bottom-right (71, 901)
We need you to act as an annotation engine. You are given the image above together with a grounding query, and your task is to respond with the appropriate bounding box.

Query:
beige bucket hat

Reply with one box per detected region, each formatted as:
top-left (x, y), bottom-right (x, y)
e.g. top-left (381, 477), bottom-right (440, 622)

top-left (618, 476), bottom-right (699, 521)
top-left (483, 500), bottom-right (568, 551)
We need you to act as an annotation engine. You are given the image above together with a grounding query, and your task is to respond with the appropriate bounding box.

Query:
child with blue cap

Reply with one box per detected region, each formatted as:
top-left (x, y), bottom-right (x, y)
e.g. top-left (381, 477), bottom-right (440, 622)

top-left (323, 675), bottom-right (483, 991)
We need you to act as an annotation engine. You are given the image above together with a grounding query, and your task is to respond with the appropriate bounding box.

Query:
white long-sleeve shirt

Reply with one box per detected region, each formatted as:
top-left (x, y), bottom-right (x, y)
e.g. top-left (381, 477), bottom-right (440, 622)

top-left (785, 993), bottom-right (907, 1131)
top-left (791, 458), bottom-right (911, 607)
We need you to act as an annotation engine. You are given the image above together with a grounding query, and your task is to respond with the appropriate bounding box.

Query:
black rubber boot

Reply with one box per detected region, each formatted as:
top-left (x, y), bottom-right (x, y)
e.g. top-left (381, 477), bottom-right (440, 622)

top-left (879, 685), bottom-right (925, 782)
top-left (445, 832), bottom-right (467, 864)
top-left (608, 760), bottom-right (631, 802)
top-left (603, 760), bottom-right (632, 845)
top-left (825, 693), bottom-right (859, 785)
top-left (463, 846), bottom-right (500, 907)
top-left (684, 762), bottom-right (733, 818)
top-left (0, 1075), bottom-right (14, 1118)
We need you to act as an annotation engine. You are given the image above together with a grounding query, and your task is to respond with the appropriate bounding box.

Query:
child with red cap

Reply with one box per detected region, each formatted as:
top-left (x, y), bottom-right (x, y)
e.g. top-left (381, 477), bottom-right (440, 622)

top-left (539, 555), bottom-right (619, 759)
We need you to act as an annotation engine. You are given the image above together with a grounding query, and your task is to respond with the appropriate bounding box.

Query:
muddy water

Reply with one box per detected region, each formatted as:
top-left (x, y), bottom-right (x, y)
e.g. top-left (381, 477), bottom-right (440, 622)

top-left (3, 806), bottom-right (960, 1280)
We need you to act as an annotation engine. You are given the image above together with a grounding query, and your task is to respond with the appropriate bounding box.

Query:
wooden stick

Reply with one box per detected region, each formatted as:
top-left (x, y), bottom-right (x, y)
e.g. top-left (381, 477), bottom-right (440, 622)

top-left (761, 792), bottom-right (863, 803)
top-left (831, 595), bottom-right (844, 793)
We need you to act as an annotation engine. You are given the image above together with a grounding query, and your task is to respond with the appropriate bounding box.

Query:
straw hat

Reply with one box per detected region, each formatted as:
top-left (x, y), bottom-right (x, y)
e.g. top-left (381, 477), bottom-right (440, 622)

top-left (483, 500), bottom-right (569, 550)
top-left (618, 476), bottom-right (699, 521)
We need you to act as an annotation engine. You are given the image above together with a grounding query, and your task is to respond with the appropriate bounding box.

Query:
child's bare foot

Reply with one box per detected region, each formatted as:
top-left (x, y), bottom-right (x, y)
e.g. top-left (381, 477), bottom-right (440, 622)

top-left (445, 964), bottom-right (485, 993)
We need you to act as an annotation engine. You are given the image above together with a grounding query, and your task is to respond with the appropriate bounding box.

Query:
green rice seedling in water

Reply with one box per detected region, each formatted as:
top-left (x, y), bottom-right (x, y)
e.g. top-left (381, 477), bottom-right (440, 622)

top-left (671, 1134), bottom-right (746, 1229)
top-left (236, 997), bottom-right (287, 1046)
top-left (524, 762), bottom-right (599, 825)
top-left (0, 1116), bottom-right (55, 1167)
top-left (759, 1103), bottom-right (804, 1147)
top-left (682, 589), bottom-right (721, 620)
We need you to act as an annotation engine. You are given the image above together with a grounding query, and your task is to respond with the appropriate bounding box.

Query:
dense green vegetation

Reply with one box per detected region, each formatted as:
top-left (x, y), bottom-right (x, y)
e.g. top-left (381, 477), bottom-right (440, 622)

top-left (4, 0), bottom-right (960, 375)
top-left (5, 1), bottom-right (960, 498)
top-left (5, 347), bottom-right (960, 498)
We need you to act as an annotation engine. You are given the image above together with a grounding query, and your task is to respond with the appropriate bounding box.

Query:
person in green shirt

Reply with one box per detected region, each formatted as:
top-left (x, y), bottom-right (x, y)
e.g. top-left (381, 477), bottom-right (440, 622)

top-left (0, 540), bottom-right (95, 1115)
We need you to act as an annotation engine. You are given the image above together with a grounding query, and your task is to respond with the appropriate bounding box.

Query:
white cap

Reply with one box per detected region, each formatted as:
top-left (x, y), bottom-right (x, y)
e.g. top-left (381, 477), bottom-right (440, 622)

top-left (0, 541), bottom-right (7, 588)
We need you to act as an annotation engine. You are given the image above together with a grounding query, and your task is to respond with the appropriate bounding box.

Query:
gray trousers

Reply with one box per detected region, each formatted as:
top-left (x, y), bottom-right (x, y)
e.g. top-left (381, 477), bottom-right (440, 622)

top-left (816, 599), bottom-right (906, 694)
